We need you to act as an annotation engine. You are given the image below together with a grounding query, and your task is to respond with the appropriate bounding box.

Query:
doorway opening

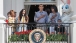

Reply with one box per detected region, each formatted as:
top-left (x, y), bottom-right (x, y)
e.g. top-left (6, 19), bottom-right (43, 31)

top-left (27, 5), bottom-right (56, 30)
top-left (28, 5), bottom-right (54, 23)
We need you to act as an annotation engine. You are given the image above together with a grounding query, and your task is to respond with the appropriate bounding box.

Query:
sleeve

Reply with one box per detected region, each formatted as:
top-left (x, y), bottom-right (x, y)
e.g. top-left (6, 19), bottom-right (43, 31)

top-left (48, 13), bottom-right (52, 23)
top-left (45, 12), bottom-right (48, 23)
top-left (34, 12), bottom-right (37, 22)
top-left (58, 12), bottom-right (61, 19)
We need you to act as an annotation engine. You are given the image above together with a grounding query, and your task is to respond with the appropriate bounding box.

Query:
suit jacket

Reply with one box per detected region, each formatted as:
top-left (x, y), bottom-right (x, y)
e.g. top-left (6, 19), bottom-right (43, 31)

top-left (54, 24), bottom-right (65, 32)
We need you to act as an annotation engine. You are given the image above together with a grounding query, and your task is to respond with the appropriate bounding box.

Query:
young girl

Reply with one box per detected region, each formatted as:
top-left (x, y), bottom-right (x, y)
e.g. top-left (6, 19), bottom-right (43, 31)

top-left (18, 9), bottom-right (29, 32)
top-left (8, 10), bottom-right (16, 34)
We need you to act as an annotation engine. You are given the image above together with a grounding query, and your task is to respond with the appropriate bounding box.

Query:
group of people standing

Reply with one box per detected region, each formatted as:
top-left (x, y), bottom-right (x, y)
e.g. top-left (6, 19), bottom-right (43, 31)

top-left (34, 4), bottom-right (65, 34)
top-left (7, 9), bottom-right (29, 32)
top-left (7, 4), bottom-right (65, 34)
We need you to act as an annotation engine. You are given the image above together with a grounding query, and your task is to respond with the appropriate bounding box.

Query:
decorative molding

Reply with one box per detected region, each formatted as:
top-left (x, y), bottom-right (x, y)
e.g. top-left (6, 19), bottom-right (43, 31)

top-left (24, 1), bottom-right (56, 5)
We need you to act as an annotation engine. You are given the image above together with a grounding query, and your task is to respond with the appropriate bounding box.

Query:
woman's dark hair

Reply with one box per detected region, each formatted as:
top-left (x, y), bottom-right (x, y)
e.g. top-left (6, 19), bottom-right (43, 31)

top-left (45, 8), bottom-right (50, 15)
top-left (58, 19), bottom-right (61, 21)
top-left (51, 5), bottom-right (58, 13)
top-left (19, 9), bottom-right (27, 21)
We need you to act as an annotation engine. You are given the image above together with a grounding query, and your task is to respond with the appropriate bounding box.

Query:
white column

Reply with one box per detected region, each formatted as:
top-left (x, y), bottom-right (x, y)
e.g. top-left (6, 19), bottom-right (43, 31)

top-left (16, 0), bottom-right (24, 17)
top-left (70, 0), bottom-right (76, 15)
top-left (0, 0), bottom-right (6, 43)
top-left (70, 0), bottom-right (76, 22)
top-left (4, 0), bottom-right (24, 17)
top-left (70, 0), bottom-right (76, 43)
top-left (3, 0), bottom-right (12, 17)
top-left (72, 23), bottom-right (76, 43)
top-left (3, 0), bottom-right (24, 42)
top-left (57, 0), bottom-right (64, 16)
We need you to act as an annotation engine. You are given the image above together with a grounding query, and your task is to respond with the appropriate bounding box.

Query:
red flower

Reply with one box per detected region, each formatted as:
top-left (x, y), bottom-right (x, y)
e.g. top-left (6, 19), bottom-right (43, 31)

top-left (5, 19), bottom-right (8, 23)
top-left (15, 30), bottom-right (32, 36)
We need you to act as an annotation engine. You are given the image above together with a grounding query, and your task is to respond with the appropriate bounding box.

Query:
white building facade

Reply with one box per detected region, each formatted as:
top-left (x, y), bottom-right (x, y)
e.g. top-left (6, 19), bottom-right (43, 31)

top-left (0, 0), bottom-right (76, 43)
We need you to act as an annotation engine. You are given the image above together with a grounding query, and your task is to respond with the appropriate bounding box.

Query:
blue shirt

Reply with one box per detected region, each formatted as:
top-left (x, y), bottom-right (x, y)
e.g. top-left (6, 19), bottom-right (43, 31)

top-left (48, 12), bottom-right (61, 23)
top-left (34, 11), bottom-right (48, 23)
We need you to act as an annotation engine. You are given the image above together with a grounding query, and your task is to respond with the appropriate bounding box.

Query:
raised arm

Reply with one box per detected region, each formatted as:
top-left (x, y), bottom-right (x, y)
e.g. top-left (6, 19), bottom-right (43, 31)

top-left (34, 12), bottom-right (37, 22)
top-left (37, 14), bottom-right (45, 21)
top-left (37, 12), bottom-right (46, 21)
top-left (48, 13), bottom-right (52, 23)
top-left (58, 13), bottom-right (61, 19)
top-left (45, 12), bottom-right (48, 23)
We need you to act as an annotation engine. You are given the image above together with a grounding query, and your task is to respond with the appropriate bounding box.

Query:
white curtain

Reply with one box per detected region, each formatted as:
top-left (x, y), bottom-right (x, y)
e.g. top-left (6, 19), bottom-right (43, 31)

top-left (25, 5), bottom-right (30, 15)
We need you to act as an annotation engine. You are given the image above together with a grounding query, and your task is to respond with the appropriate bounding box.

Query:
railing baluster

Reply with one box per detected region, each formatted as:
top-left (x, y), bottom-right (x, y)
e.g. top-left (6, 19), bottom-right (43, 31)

top-left (4, 23), bottom-right (72, 43)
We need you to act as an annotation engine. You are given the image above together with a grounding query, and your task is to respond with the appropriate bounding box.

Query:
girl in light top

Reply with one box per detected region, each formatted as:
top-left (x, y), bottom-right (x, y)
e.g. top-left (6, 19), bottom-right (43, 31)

top-left (18, 9), bottom-right (29, 32)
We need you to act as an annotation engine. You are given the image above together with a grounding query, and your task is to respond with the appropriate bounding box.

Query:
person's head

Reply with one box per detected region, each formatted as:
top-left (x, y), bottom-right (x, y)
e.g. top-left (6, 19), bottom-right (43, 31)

top-left (10, 10), bottom-right (16, 17)
top-left (7, 12), bottom-right (11, 17)
top-left (45, 8), bottom-right (50, 15)
top-left (20, 9), bottom-right (26, 14)
top-left (19, 9), bottom-right (27, 21)
top-left (38, 4), bottom-right (44, 11)
top-left (58, 19), bottom-right (62, 23)
top-left (51, 5), bottom-right (58, 13)
top-left (34, 33), bottom-right (41, 42)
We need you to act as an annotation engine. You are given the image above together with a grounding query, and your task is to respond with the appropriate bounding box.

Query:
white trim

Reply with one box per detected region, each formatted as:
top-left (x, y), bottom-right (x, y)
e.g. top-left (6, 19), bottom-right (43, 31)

top-left (24, 1), bottom-right (56, 5)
